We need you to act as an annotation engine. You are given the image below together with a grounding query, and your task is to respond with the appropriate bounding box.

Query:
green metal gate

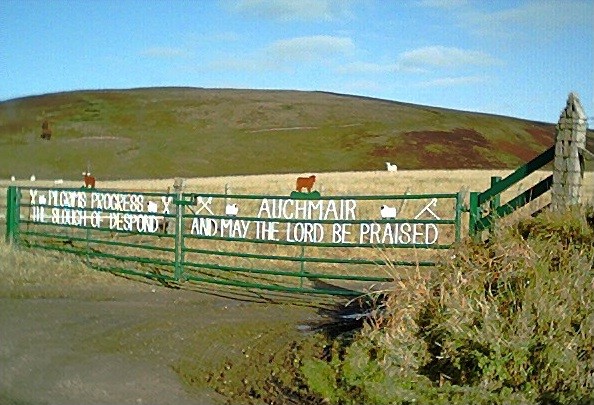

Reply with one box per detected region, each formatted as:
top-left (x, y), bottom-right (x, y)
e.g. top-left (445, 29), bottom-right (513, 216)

top-left (4, 186), bottom-right (463, 296)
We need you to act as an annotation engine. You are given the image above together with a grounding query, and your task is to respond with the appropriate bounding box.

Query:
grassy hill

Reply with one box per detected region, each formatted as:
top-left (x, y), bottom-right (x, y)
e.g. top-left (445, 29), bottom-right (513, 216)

top-left (0, 87), bottom-right (589, 180)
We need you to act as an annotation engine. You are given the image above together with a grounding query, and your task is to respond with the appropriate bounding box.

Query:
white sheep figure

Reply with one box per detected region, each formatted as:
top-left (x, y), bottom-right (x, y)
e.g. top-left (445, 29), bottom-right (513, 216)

top-left (10, 175), bottom-right (15, 182)
top-left (225, 203), bottom-right (239, 216)
top-left (385, 162), bottom-right (398, 172)
top-left (30, 174), bottom-right (36, 181)
top-left (147, 201), bottom-right (159, 213)
top-left (53, 179), bottom-right (64, 185)
top-left (380, 205), bottom-right (398, 219)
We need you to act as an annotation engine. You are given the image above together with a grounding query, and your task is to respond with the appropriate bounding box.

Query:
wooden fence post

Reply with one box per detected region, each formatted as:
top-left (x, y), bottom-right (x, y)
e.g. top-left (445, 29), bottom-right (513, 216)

top-left (551, 92), bottom-right (588, 211)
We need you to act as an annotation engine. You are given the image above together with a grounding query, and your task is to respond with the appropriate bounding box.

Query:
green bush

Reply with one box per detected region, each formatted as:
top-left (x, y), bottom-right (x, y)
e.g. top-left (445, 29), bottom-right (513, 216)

top-left (301, 206), bottom-right (594, 404)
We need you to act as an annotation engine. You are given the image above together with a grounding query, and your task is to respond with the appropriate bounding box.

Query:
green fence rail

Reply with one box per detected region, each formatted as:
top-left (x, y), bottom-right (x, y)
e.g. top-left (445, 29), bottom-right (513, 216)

top-left (469, 145), bottom-right (555, 237)
top-left (4, 186), bottom-right (464, 296)
top-left (4, 186), bottom-right (20, 244)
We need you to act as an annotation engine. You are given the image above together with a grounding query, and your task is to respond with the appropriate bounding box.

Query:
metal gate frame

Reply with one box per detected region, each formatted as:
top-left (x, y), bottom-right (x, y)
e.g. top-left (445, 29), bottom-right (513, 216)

top-left (5, 185), bottom-right (464, 296)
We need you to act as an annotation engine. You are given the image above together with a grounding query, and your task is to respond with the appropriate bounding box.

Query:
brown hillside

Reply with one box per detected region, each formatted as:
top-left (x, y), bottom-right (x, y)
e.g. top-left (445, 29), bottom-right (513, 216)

top-left (0, 87), bottom-right (588, 180)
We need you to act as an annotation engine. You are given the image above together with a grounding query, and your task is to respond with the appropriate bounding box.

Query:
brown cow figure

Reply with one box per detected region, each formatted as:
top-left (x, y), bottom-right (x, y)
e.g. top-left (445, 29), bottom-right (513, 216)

top-left (295, 175), bottom-right (316, 193)
top-left (83, 172), bottom-right (96, 188)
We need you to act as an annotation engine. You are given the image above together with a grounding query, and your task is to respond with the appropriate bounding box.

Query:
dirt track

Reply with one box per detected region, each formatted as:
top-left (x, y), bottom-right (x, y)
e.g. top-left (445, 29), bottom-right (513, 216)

top-left (0, 278), bottom-right (329, 405)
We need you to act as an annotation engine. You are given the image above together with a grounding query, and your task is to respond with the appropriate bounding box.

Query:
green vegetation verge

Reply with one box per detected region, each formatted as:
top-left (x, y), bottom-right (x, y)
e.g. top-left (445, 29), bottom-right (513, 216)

top-left (197, 206), bottom-right (594, 404)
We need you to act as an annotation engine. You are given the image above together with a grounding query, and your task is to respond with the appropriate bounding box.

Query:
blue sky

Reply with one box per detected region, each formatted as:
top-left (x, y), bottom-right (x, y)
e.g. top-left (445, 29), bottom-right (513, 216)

top-left (1, 0), bottom-right (593, 125)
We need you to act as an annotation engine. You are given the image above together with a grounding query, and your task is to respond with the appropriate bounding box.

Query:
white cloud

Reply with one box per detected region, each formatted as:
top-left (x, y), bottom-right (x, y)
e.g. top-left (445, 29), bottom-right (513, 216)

top-left (140, 47), bottom-right (189, 58)
top-left (268, 35), bottom-right (355, 62)
top-left (417, 75), bottom-right (487, 87)
top-left (398, 46), bottom-right (500, 69)
top-left (460, 0), bottom-right (593, 38)
top-left (232, 0), bottom-right (352, 21)
top-left (196, 35), bottom-right (356, 73)
top-left (339, 47), bottom-right (497, 76)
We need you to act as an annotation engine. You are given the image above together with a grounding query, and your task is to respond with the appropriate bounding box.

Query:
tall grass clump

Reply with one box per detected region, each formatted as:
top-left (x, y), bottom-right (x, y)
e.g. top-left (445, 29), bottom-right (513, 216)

top-left (300, 206), bottom-right (594, 404)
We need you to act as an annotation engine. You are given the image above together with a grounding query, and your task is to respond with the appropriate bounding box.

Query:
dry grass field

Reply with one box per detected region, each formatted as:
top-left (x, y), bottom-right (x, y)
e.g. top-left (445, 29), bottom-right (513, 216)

top-left (0, 170), bottom-right (594, 193)
top-left (3, 168), bottom-right (592, 212)
top-left (5, 168), bottom-right (589, 195)
top-left (57, 169), bottom-right (557, 195)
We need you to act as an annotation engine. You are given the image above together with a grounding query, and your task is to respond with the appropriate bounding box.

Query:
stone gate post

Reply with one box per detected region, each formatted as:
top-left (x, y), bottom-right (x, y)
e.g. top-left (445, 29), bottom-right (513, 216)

top-left (550, 92), bottom-right (588, 211)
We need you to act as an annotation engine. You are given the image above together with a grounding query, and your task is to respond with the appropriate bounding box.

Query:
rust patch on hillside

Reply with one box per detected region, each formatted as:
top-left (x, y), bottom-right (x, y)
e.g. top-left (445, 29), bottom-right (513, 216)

top-left (524, 126), bottom-right (555, 147)
top-left (374, 128), bottom-right (500, 169)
